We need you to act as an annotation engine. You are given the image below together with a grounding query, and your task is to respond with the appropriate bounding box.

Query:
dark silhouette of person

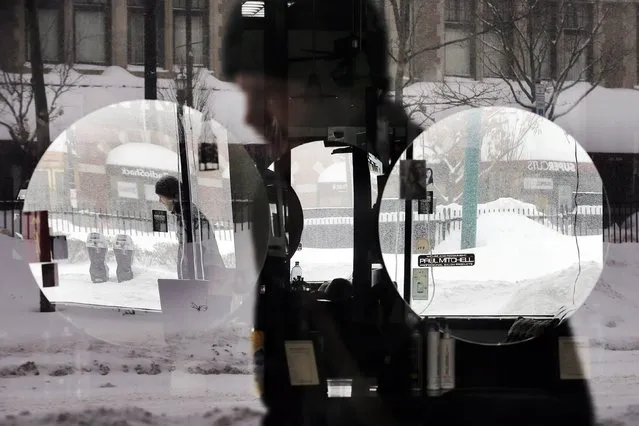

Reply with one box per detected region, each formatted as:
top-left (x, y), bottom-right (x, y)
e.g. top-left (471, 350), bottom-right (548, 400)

top-left (220, 1), bottom-right (594, 425)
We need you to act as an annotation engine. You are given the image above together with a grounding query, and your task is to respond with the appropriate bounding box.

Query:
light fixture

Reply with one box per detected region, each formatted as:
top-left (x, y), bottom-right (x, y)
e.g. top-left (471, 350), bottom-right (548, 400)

top-left (175, 69), bottom-right (187, 92)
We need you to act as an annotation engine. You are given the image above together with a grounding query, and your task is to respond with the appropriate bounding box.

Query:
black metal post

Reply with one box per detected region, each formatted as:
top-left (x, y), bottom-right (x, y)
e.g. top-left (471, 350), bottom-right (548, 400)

top-left (176, 88), bottom-right (194, 279)
top-left (185, 0), bottom-right (194, 108)
top-left (403, 143), bottom-right (413, 304)
top-left (144, 0), bottom-right (158, 100)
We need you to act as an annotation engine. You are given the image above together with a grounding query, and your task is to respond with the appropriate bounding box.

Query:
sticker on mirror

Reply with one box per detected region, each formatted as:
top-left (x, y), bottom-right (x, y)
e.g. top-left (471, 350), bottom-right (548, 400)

top-left (418, 254), bottom-right (475, 267)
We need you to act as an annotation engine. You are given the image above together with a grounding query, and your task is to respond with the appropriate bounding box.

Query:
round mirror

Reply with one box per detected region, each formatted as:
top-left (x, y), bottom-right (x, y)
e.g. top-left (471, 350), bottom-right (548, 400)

top-left (268, 141), bottom-right (381, 285)
top-left (22, 100), bottom-right (269, 344)
top-left (378, 106), bottom-right (607, 345)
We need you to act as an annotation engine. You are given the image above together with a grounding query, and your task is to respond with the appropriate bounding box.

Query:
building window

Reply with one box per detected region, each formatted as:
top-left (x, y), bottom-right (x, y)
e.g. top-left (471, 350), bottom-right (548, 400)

top-left (173, 0), bottom-right (208, 67)
top-left (528, 0), bottom-right (555, 80)
top-left (128, 0), bottom-right (165, 66)
top-left (444, 0), bottom-right (474, 77)
top-left (73, 0), bottom-right (110, 64)
top-left (481, 0), bottom-right (511, 78)
top-left (25, 0), bottom-right (63, 63)
top-left (560, 1), bottom-right (593, 81)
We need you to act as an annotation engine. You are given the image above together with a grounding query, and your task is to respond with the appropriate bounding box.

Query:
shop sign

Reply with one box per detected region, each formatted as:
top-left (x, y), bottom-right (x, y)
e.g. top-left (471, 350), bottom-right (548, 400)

top-left (527, 161), bottom-right (576, 173)
top-left (523, 177), bottom-right (554, 190)
top-left (418, 253), bottom-right (475, 267)
top-left (121, 167), bottom-right (168, 180)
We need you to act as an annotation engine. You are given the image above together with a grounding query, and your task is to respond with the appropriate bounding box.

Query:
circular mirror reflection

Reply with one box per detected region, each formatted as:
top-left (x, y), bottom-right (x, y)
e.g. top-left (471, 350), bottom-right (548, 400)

top-left (22, 100), bottom-right (269, 344)
top-left (268, 141), bottom-right (381, 287)
top-left (378, 106), bottom-right (606, 345)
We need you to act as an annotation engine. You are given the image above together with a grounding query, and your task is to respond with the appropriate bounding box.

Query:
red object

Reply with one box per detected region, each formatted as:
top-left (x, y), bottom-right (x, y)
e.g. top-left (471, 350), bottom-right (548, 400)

top-left (24, 211), bottom-right (51, 262)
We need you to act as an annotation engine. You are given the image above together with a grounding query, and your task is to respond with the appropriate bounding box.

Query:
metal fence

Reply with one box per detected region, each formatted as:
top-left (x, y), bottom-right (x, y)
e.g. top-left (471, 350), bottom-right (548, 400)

top-left (1, 201), bottom-right (637, 246)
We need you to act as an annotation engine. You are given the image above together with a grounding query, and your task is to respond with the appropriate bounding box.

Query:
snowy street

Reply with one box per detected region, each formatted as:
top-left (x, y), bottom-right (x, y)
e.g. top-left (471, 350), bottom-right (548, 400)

top-left (1, 214), bottom-right (639, 425)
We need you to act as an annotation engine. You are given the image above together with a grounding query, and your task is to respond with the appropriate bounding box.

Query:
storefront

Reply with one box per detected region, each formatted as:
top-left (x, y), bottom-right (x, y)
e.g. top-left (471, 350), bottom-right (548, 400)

top-left (481, 159), bottom-right (601, 213)
top-left (105, 143), bottom-right (179, 212)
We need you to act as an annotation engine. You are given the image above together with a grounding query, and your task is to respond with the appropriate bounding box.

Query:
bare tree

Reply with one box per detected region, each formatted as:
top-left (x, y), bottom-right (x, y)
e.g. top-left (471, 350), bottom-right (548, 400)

top-left (479, 0), bottom-right (630, 120)
top-left (0, 18), bottom-right (80, 173)
top-left (417, 108), bottom-right (543, 203)
top-left (158, 67), bottom-right (215, 117)
top-left (385, 0), bottom-right (523, 128)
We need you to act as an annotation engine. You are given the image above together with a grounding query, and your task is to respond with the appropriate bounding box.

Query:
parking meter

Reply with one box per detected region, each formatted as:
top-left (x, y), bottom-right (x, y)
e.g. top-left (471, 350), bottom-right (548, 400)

top-left (113, 234), bottom-right (134, 283)
top-left (86, 232), bottom-right (109, 283)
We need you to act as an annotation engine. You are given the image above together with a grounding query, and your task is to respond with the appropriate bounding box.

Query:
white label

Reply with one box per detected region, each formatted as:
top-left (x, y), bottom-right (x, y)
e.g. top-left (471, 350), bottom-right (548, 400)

top-left (412, 268), bottom-right (429, 300)
top-left (117, 181), bottom-right (139, 199)
top-left (523, 177), bottom-right (554, 190)
top-left (415, 238), bottom-right (431, 254)
top-left (284, 340), bottom-right (320, 386)
top-left (558, 337), bottom-right (591, 380)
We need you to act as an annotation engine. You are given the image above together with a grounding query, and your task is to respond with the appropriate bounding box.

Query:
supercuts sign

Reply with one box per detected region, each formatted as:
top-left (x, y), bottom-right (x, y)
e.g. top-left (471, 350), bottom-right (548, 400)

top-left (527, 161), bottom-right (576, 173)
top-left (418, 254), bottom-right (475, 267)
top-left (121, 168), bottom-right (168, 179)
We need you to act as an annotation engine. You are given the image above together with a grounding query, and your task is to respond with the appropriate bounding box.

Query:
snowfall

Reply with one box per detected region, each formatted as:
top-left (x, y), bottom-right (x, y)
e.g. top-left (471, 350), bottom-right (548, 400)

top-left (0, 199), bottom-right (637, 426)
top-left (3, 67), bottom-right (639, 424)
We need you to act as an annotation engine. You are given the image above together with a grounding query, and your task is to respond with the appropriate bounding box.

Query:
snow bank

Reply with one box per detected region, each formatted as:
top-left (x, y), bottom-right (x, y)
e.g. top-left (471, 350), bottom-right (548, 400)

top-left (0, 406), bottom-right (263, 426)
top-left (437, 197), bottom-right (542, 216)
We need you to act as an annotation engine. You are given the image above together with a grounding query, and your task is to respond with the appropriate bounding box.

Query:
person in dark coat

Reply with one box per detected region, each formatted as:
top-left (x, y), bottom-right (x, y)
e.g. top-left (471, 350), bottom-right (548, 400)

top-left (220, 1), bottom-right (595, 425)
top-left (154, 175), bottom-right (226, 283)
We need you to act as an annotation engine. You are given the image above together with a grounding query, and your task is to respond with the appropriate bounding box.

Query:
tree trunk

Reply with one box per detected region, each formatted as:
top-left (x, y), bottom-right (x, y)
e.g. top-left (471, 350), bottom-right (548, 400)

top-left (25, 0), bottom-right (51, 160)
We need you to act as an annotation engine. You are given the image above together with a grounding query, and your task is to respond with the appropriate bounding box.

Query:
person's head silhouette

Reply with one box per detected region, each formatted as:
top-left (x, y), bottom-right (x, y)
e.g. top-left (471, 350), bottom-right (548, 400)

top-left (221, 0), bottom-right (390, 159)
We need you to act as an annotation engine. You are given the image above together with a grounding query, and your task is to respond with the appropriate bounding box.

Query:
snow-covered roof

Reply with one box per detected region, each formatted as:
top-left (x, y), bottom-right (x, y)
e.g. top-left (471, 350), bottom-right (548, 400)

top-left (404, 81), bottom-right (639, 155)
top-left (106, 143), bottom-right (179, 172)
top-left (554, 85), bottom-right (639, 154)
top-left (0, 66), bottom-right (265, 146)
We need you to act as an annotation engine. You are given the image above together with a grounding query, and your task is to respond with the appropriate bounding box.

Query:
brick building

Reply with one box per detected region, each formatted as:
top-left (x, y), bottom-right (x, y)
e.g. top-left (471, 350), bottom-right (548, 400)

top-left (0, 0), bottom-right (638, 208)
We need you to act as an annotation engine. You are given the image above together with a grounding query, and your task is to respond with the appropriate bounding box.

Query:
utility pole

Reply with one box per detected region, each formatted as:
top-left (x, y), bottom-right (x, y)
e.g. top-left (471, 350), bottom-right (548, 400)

top-left (144, 0), bottom-right (158, 100)
top-left (185, 0), bottom-right (194, 108)
top-left (461, 108), bottom-right (482, 250)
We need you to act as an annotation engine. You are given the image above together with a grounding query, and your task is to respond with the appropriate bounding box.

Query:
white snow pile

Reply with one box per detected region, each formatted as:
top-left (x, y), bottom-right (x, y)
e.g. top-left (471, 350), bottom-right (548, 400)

top-left (0, 406), bottom-right (263, 426)
top-left (436, 197), bottom-right (542, 216)
top-left (382, 210), bottom-right (603, 316)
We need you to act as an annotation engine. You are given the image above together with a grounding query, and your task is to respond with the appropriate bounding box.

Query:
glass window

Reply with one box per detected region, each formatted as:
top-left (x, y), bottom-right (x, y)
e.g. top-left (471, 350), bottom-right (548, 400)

top-left (26, 3), bottom-right (63, 63)
top-left (173, 3), bottom-right (207, 67)
top-left (444, 0), bottom-right (473, 77)
top-left (74, 0), bottom-right (109, 64)
top-left (128, 1), bottom-right (165, 66)
top-left (445, 27), bottom-right (472, 77)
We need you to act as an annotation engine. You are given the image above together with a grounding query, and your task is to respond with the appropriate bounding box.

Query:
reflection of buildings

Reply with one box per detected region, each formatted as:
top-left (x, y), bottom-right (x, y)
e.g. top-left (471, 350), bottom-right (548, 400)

top-left (481, 160), bottom-right (600, 213)
top-left (379, 158), bottom-right (600, 214)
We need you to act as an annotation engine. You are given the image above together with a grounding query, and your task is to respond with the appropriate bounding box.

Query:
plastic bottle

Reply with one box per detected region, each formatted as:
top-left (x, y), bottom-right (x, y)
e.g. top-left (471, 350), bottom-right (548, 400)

top-left (290, 261), bottom-right (303, 282)
top-left (426, 322), bottom-right (441, 394)
top-left (439, 324), bottom-right (455, 390)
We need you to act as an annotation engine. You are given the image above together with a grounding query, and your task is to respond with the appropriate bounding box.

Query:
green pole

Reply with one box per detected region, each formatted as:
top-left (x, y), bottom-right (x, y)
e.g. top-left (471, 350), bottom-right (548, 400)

top-left (461, 108), bottom-right (482, 250)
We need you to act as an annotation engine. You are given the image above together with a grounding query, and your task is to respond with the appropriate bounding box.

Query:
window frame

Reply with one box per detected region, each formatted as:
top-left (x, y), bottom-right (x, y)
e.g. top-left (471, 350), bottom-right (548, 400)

top-left (72, 0), bottom-right (111, 65)
top-left (559, 0), bottom-right (593, 82)
top-left (443, 0), bottom-right (476, 78)
top-left (172, 0), bottom-right (209, 68)
top-left (25, 0), bottom-right (64, 64)
top-left (127, 0), bottom-right (165, 66)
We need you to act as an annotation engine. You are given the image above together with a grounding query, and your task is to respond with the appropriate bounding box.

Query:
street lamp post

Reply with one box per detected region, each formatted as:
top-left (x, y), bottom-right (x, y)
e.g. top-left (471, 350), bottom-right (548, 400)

top-left (175, 70), bottom-right (195, 279)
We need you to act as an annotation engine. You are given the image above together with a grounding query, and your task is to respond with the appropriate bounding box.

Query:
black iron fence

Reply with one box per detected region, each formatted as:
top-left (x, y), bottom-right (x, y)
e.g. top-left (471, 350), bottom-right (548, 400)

top-left (1, 201), bottom-right (638, 247)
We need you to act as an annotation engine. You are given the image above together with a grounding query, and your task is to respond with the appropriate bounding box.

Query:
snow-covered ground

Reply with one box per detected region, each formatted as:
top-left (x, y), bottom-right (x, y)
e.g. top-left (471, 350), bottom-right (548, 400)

top-left (2, 210), bottom-right (639, 424)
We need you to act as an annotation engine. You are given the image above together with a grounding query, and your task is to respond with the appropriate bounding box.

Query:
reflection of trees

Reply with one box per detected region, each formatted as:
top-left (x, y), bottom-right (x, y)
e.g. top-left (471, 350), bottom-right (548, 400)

top-left (417, 109), bottom-right (542, 204)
